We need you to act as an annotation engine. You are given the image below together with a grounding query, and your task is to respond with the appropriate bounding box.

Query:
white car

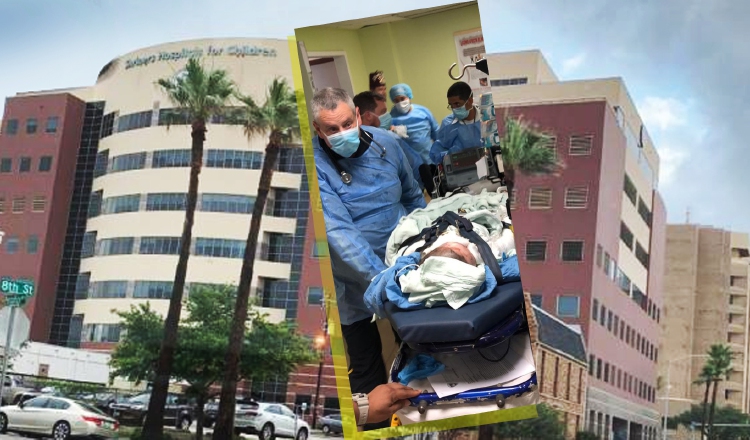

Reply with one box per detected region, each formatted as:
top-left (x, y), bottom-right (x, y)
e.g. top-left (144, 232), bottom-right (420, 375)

top-left (239, 402), bottom-right (309, 440)
top-left (0, 395), bottom-right (119, 439)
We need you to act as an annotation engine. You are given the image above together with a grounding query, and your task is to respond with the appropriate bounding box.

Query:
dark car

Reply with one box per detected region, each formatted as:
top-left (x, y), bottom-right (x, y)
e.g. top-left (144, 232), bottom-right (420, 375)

top-left (318, 413), bottom-right (343, 436)
top-left (110, 392), bottom-right (193, 430)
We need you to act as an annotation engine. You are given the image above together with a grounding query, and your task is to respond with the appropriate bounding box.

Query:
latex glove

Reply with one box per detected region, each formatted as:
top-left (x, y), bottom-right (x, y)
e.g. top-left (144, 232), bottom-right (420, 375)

top-left (392, 125), bottom-right (409, 138)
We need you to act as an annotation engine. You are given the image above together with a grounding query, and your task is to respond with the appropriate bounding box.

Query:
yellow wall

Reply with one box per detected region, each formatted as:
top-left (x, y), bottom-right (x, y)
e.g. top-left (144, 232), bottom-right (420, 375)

top-left (295, 3), bottom-right (482, 122)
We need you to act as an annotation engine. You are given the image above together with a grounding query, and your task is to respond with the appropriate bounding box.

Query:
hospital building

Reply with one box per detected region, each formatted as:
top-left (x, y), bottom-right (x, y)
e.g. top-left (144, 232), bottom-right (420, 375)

top-left (489, 50), bottom-right (665, 439)
top-left (0, 38), bottom-right (337, 417)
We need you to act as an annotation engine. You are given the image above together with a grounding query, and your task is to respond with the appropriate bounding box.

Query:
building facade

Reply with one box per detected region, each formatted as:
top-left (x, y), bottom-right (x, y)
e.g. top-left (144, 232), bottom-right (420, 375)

top-left (489, 50), bottom-right (666, 439)
top-left (0, 38), bottom-right (335, 406)
top-left (659, 225), bottom-right (750, 418)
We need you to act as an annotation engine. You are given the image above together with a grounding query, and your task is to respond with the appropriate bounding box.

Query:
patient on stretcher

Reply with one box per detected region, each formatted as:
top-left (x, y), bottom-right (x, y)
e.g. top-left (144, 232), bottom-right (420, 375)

top-left (418, 242), bottom-right (477, 266)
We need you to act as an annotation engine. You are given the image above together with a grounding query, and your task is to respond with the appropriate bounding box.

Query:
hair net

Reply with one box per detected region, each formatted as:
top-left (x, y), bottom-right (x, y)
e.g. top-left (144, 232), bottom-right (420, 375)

top-left (389, 83), bottom-right (413, 101)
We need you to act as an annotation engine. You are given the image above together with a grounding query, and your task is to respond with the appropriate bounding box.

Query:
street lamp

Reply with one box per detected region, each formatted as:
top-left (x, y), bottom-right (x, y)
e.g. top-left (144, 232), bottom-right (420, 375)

top-left (662, 354), bottom-right (709, 440)
top-left (312, 334), bottom-right (326, 430)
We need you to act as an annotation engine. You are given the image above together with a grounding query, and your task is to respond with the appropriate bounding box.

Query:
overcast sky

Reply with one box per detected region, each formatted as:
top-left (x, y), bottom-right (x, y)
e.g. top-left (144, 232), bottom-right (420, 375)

top-left (1, 0), bottom-right (747, 233)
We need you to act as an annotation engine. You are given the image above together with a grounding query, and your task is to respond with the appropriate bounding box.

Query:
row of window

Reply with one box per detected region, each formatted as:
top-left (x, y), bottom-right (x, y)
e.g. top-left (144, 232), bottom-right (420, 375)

top-left (88, 192), bottom-right (258, 218)
top-left (623, 174), bottom-right (653, 227)
top-left (620, 221), bottom-right (650, 269)
top-left (530, 294), bottom-right (582, 318)
top-left (513, 185), bottom-right (593, 211)
top-left (109, 107), bottom-right (248, 137)
top-left (0, 195), bottom-right (47, 214)
top-left (0, 156), bottom-right (53, 173)
top-left (595, 243), bottom-right (661, 323)
top-left (81, 234), bottom-right (294, 261)
top-left (4, 117), bottom-right (58, 135)
top-left (1, 235), bottom-right (40, 254)
top-left (524, 240), bottom-right (584, 262)
top-left (589, 354), bottom-right (656, 404)
top-left (592, 298), bottom-right (659, 363)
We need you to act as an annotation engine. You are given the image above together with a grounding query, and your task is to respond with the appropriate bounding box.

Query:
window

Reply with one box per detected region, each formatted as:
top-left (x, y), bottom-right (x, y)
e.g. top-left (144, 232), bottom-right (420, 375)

top-left (557, 295), bottom-right (580, 318)
top-left (26, 118), bottom-right (38, 134)
top-left (618, 269), bottom-right (632, 295)
top-left (24, 397), bottom-right (50, 409)
top-left (116, 110), bottom-right (153, 132)
top-left (111, 152), bottom-right (147, 173)
top-left (87, 191), bottom-right (103, 218)
top-left (81, 231), bottom-right (97, 258)
top-left (526, 241), bottom-right (547, 261)
top-left (596, 244), bottom-right (603, 268)
top-left (201, 194), bottom-right (255, 214)
top-left (32, 196), bottom-right (46, 212)
top-left (152, 149), bottom-right (191, 168)
top-left (607, 310), bottom-right (613, 331)
top-left (531, 294), bottom-right (543, 307)
top-left (82, 324), bottom-right (121, 343)
top-left (146, 193), bottom-right (187, 211)
top-left (620, 321), bottom-right (625, 340)
top-left (596, 359), bottom-right (602, 380)
top-left (564, 186), bottom-right (589, 209)
top-left (620, 222), bottom-right (634, 249)
top-left (312, 241), bottom-right (329, 258)
top-left (45, 117), bottom-right (59, 133)
top-left (140, 237), bottom-right (181, 255)
top-left (528, 188), bottom-right (553, 209)
top-left (635, 242), bottom-right (650, 269)
top-left (97, 237), bottom-right (135, 256)
top-left (38, 156), bottom-right (53, 172)
top-left (47, 399), bottom-right (70, 410)
top-left (206, 150), bottom-right (264, 169)
top-left (0, 197), bottom-right (5, 214)
top-left (592, 298), bottom-right (599, 321)
top-left (599, 306), bottom-right (606, 326)
top-left (102, 194), bottom-right (141, 214)
top-left (569, 134), bottom-right (593, 155)
top-left (89, 281), bottom-right (128, 298)
top-left (133, 281), bottom-right (173, 299)
top-left (307, 287), bottom-right (324, 305)
top-left (93, 151), bottom-right (109, 178)
top-left (613, 315), bottom-right (619, 335)
top-left (561, 241), bottom-right (584, 261)
top-left (0, 158), bottom-right (11, 173)
top-left (509, 189), bottom-right (517, 211)
top-left (5, 119), bottom-right (18, 135)
top-left (637, 198), bottom-right (652, 226)
top-left (12, 197), bottom-right (25, 213)
top-left (266, 233), bottom-right (293, 263)
top-left (26, 235), bottom-right (39, 254)
top-left (617, 369), bottom-right (622, 389)
top-left (19, 157), bottom-right (31, 173)
top-left (623, 175), bottom-right (637, 205)
top-left (75, 273), bottom-right (91, 299)
top-left (490, 77), bottom-right (528, 87)
top-left (4, 236), bottom-right (19, 254)
top-left (195, 238), bottom-right (245, 259)
top-left (589, 355), bottom-right (595, 376)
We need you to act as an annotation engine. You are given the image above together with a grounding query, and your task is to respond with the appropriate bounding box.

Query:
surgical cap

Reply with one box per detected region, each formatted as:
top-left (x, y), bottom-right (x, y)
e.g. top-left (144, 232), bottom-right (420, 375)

top-left (389, 83), bottom-right (413, 101)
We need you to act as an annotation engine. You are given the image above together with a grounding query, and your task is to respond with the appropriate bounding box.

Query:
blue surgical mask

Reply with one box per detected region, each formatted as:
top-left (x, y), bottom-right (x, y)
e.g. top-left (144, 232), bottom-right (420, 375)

top-left (326, 122), bottom-right (361, 157)
top-left (379, 112), bottom-right (392, 129)
top-left (453, 105), bottom-right (470, 120)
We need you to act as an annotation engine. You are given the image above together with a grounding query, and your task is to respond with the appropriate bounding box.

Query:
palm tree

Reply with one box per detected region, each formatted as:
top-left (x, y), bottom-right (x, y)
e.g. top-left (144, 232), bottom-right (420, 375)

top-left (143, 58), bottom-right (236, 439)
top-left (706, 344), bottom-right (734, 438)
top-left (499, 116), bottom-right (560, 217)
top-left (212, 77), bottom-right (300, 439)
top-left (695, 364), bottom-right (714, 439)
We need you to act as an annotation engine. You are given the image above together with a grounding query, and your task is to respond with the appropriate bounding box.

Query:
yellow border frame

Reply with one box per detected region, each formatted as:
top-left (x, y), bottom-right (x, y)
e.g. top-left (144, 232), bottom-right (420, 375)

top-left (287, 36), bottom-right (538, 440)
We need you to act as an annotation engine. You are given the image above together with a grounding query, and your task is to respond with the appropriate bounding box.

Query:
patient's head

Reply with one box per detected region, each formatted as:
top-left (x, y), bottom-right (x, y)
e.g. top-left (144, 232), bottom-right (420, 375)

top-left (419, 242), bottom-right (478, 266)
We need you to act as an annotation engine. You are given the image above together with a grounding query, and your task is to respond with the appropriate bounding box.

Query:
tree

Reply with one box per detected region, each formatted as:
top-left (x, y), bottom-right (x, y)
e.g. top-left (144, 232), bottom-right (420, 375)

top-left (213, 77), bottom-right (301, 439)
top-left (499, 116), bottom-right (560, 215)
top-left (696, 364), bottom-right (714, 439)
top-left (144, 57), bottom-right (237, 439)
top-left (492, 403), bottom-right (566, 440)
top-left (705, 344), bottom-right (734, 438)
top-left (671, 404), bottom-right (750, 440)
top-left (110, 286), bottom-right (316, 440)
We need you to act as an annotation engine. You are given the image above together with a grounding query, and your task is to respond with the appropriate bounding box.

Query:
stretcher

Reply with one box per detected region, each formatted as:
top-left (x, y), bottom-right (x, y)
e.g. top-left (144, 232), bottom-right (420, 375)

top-left (379, 209), bottom-right (536, 414)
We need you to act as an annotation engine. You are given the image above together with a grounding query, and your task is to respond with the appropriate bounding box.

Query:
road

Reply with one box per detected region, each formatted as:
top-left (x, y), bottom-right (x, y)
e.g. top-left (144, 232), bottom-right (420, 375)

top-left (0, 428), bottom-right (336, 439)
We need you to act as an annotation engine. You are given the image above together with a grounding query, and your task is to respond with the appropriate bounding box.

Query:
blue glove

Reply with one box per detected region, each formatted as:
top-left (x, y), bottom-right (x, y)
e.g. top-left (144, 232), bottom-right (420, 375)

top-left (397, 354), bottom-right (445, 385)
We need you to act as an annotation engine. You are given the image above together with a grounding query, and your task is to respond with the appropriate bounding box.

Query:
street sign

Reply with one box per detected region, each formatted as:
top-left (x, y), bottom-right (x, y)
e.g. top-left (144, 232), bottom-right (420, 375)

top-left (0, 278), bottom-right (34, 296)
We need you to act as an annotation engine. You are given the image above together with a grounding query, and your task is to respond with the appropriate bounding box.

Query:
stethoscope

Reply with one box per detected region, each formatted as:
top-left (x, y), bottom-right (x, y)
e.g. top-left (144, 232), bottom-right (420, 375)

top-left (323, 129), bottom-right (387, 184)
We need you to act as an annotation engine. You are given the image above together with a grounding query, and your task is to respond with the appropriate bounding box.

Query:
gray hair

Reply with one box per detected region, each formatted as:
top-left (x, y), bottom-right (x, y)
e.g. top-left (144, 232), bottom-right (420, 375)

top-left (311, 87), bottom-right (355, 122)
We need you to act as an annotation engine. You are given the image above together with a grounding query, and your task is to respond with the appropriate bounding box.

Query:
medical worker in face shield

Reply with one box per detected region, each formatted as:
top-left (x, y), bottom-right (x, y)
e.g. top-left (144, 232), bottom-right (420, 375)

top-left (353, 91), bottom-right (437, 195)
top-left (429, 81), bottom-right (482, 164)
top-left (389, 83), bottom-right (439, 165)
top-left (311, 87), bottom-right (426, 430)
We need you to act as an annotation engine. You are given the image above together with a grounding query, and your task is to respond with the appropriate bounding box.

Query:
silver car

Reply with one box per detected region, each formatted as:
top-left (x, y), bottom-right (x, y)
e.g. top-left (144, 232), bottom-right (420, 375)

top-left (0, 395), bottom-right (119, 439)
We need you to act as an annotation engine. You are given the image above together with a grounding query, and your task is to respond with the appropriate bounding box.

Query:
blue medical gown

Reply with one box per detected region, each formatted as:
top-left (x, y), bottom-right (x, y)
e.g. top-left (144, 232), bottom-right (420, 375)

top-left (313, 127), bottom-right (427, 325)
top-left (380, 128), bottom-right (425, 189)
top-left (390, 104), bottom-right (439, 165)
top-left (429, 114), bottom-right (482, 164)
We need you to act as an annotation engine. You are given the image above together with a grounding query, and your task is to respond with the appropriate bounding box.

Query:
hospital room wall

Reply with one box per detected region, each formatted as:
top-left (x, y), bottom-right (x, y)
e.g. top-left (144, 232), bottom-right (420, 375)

top-left (358, 3), bottom-right (482, 121)
top-left (294, 27), bottom-right (369, 93)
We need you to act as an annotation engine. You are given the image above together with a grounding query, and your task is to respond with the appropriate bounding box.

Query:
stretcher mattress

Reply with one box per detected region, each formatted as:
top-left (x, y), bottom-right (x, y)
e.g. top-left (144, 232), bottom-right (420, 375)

top-left (383, 280), bottom-right (524, 344)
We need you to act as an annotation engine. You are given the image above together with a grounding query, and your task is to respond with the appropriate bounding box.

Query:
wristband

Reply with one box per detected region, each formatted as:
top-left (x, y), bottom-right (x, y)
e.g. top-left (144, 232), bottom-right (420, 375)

top-left (353, 393), bottom-right (369, 426)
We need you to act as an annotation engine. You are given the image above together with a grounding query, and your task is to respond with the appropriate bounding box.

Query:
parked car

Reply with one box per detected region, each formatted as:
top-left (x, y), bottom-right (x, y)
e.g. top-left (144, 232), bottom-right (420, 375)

top-left (1, 375), bottom-right (34, 406)
top-left (110, 392), bottom-right (193, 430)
top-left (239, 402), bottom-right (309, 440)
top-left (0, 395), bottom-right (119, 439)
top-left (202, 397), bottom-right (257, 429)
top-left (11, 391), bottom-right (43, 406)
top-left (318, 413), bottom-right (343, 436)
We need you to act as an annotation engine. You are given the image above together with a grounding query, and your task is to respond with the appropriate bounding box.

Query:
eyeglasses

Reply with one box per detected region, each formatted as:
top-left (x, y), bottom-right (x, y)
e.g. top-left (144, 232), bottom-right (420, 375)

top-left (447, 100), bottom-right (469, 110)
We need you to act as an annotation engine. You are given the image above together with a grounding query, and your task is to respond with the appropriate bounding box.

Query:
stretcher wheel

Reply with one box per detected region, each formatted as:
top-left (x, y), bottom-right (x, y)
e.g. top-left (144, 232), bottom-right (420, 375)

top-left (417, 400), bottom-right (428, 414)
top-left (528, 383), bottom-right (537, 394)
top-left (496, 395), bottom-right (506, 408)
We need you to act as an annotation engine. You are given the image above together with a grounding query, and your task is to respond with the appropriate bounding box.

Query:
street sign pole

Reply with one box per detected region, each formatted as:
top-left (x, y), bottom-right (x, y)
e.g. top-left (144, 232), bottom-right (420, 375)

top-left (0, 304), bottom-right (17, 404)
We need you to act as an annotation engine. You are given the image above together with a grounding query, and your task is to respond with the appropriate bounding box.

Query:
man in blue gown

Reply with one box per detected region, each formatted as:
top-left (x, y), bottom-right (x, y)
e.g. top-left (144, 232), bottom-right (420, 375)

top-left (429, 81), bottom-right (482, 164)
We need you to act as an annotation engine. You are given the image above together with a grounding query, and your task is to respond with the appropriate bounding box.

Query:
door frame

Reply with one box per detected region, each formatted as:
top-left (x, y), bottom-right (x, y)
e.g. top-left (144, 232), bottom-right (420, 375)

top-left (307, 51), bottom-right (355, 97)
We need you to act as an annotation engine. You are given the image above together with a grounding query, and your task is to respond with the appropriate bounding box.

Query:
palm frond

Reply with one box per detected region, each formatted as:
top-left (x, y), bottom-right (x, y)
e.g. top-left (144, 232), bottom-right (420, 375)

top-left (238, 76), bottom-right (300, 145)
top-left (500, 116), bottom-right (559, 176)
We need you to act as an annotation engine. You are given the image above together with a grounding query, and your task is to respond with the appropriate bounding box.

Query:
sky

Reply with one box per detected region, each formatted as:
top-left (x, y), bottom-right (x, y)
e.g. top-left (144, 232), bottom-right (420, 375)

top-left (1, 0), bottom-right (748, 233)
